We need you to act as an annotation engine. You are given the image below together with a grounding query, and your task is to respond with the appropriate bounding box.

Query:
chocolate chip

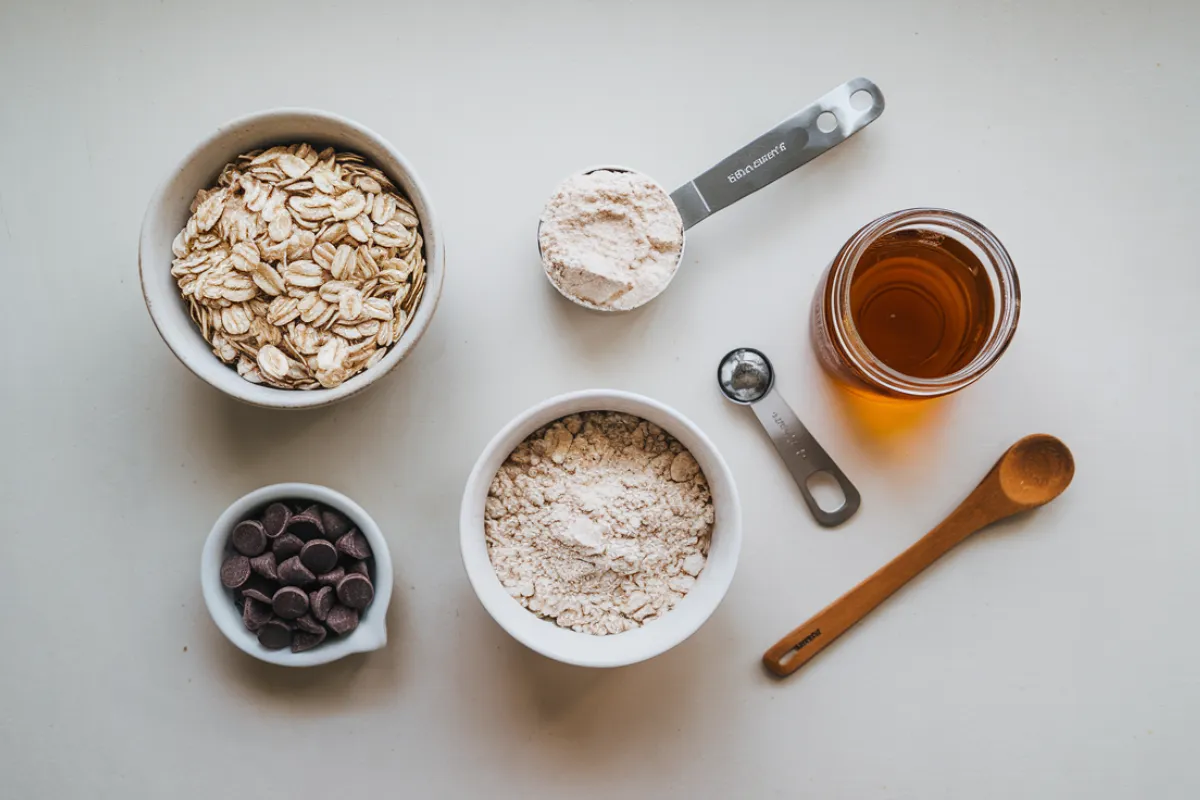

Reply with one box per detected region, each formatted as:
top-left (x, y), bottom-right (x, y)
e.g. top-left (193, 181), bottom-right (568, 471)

top-left (257, 619), bottom-right (292, 649)
top-left (250, 551), bottom-right (278, 581)
top-left (309, 586), bottom-right (335, 621)
top-left (241, 573), bottom-right (279, 600)
top-left (335, 529), bottom-right (371, 560)
top-left (242, 598), bottom-right (273, 631)
top-left (317, 567), bottom-right (345, 587)
top-left (291, 628), bottom-right (327, 653)
top-left (231, 520), bottom-right (268, 557)
top-left (229, 500), bottom-right (378, 653)
top-left (272, 586), bottom-right (309, 619)
top-left (325, 604), bottom-right (359, 635)
top-left (321, 508), bottom-right (353, 539)
top-left (336, 573), bottom-right (374, 609)
top-left (278, 556), bottom-right (316, 588)
top-left (300, 539), bottom-right (338, 574)
top-left (272, 533), bottom-right (304, 560)
top-left (262, 502), bottom-right (290, 538)
top-left (241, 588), bottom-right (273, 605)
top-left (220, 555), bottom-right (251, 589)
top-left (287, 508), bottom-right (324, 541)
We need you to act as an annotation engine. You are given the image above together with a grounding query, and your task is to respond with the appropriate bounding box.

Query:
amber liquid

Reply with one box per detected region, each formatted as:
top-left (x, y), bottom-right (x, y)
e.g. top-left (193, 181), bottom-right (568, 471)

top-left (848, 231), bottom-right (994, 379)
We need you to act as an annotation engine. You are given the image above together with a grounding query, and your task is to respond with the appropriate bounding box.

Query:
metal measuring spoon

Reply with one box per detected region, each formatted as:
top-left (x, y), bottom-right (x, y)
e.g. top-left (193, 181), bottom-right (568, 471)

top-left (539, 77), bottom-right (885, 311)
top-left (717, 347), bottom-right (861, 527)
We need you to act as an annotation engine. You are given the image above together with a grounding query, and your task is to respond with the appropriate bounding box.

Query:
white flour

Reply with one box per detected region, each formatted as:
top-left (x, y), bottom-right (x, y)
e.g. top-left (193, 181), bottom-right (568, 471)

top-left (485, 412), bottom-right (713, 636)
top-left (538, 169), bottom-right (684, 311)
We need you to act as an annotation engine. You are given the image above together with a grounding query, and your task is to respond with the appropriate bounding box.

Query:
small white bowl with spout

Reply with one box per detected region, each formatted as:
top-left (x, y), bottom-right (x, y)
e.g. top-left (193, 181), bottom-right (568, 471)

top-left (201, 482), bottom-right (392, 667)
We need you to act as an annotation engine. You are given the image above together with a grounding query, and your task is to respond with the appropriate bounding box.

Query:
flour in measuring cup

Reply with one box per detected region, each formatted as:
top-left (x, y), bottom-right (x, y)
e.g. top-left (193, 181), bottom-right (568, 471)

top-left (538, 170), bottom-right (684, 311)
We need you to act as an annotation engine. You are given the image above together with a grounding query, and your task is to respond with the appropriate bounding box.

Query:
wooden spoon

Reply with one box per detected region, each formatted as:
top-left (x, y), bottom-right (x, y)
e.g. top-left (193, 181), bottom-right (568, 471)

top-left (763, 434), bottom-right (1074, 677)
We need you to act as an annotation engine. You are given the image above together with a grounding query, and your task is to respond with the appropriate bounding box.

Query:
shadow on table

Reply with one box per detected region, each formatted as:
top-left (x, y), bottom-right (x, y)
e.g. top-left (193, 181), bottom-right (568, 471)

top-left (823, 378), bottom-right (956, 454)
top-left (206, 575), bottom-right (411, 714)
top-left (539, 266), bottom-right (667, 362)
top-left (181, 336), bottom-right (445, 478)
top-left (475, 607), bottom-right (739, 758)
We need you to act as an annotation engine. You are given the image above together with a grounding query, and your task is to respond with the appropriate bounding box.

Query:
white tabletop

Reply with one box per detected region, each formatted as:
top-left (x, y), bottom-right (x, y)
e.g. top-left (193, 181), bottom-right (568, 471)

top-left (3, 1), bottom-right (1197, 797)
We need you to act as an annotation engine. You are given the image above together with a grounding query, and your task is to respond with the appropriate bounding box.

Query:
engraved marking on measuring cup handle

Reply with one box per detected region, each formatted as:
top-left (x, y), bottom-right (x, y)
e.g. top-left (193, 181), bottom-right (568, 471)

top-left (670, 77), bottom-right (885, 229)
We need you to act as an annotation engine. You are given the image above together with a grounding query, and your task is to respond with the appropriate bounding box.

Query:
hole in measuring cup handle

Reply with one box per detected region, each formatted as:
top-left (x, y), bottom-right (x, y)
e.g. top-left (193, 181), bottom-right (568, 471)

top-left (849, 90), bottom-right (874, 111)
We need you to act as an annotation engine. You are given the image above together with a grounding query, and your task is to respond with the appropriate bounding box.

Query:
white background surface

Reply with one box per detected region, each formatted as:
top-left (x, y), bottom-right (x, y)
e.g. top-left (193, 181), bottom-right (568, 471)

top-left (2, 1), bottom-right (1197, 797)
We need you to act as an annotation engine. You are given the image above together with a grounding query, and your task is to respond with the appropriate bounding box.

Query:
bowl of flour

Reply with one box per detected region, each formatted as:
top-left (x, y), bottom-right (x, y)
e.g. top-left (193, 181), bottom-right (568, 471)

top-left (460, 390), bottom-right (741, 667)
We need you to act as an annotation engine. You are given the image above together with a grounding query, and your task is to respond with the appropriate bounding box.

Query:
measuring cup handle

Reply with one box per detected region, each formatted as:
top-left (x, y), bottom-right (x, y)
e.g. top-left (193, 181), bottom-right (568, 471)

top-left (750, 390), bottom-right (861, 527)
top-left (669, 78), bottom-right (884, 229)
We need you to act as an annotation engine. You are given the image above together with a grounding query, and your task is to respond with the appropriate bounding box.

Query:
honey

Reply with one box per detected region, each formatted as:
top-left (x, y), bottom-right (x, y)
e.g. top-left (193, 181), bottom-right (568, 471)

top-left (811, 209), bottom-right (1019, 400)
top-left (848, 231), bottom-right (994, 379)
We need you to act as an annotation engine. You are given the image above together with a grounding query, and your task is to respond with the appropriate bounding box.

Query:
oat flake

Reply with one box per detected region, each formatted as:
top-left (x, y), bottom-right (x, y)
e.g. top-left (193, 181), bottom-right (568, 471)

top-left (170, 143), bottom-right (427, 390)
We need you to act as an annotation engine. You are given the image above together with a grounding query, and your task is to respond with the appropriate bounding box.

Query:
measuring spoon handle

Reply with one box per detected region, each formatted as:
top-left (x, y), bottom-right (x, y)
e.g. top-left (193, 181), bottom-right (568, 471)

top-left (669, 77), bottom-right (884, 229)
top-left (750, 390), bottom-right (860, 527)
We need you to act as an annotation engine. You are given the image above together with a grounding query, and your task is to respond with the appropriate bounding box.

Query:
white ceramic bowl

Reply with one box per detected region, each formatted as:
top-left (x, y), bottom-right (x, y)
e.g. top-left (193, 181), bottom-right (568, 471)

top-left (460, 390), bottom-right (741, 668)
top-left (202, 483), bottom-right (393, 667)
top-left (139, 108), bottom-right (445, 409)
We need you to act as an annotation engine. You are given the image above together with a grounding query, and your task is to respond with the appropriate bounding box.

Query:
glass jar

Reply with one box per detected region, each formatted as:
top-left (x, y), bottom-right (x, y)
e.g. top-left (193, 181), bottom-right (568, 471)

top-left (811, 208), bottom-right (1020, 399)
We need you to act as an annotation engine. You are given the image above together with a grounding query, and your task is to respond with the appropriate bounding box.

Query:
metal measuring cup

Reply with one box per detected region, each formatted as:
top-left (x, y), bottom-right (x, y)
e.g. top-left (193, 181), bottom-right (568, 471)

top-left (718, 347), bottom-right (861, 527)
top-left (538, 77), bottom-right (885, 311)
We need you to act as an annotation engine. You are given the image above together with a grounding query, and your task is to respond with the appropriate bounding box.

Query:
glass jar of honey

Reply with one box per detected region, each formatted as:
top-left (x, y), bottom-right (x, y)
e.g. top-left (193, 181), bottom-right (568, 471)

top-left (811, 208), bottom-right (1020, 399)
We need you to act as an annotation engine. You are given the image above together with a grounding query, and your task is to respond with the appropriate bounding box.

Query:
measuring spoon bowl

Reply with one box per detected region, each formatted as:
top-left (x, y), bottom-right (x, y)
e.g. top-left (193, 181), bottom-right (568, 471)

top-left (717, 346), bottom-right (775, 404)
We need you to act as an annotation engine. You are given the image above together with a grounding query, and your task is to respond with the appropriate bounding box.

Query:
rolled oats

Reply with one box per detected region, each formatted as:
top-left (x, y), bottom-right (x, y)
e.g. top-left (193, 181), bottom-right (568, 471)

top-left (171, 143), bottom-right (426, 389)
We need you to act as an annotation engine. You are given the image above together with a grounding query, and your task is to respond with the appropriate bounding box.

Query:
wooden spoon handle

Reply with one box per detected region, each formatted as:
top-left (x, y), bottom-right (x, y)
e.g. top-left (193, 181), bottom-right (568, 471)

top-left (763, 503), bottom-right (994, 677)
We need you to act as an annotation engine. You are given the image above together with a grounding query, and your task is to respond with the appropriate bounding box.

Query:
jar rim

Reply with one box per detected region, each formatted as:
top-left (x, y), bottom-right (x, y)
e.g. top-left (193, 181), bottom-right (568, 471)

top-left (827, 208), bottom-right (1021, 398)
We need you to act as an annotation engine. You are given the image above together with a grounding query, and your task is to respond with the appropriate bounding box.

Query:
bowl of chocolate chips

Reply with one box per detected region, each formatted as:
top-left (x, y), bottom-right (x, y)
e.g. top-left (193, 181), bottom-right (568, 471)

top-left (202, 483), bottom-right (392, 666)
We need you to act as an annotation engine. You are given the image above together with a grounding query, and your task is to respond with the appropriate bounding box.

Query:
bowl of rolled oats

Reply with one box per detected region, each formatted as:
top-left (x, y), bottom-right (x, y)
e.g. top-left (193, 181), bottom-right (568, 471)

top-left (139, 109), bottom-right (444, 408)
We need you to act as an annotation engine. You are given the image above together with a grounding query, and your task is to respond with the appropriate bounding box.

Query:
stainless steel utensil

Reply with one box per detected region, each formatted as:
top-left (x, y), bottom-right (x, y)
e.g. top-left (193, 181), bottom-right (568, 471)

top-left (539, 78), bottom-right (885, 310)
top-left (717, 347), bottom-right (861, 527)
top-left (670, 77), bottom-right (883, 230)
